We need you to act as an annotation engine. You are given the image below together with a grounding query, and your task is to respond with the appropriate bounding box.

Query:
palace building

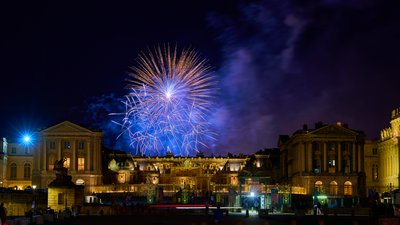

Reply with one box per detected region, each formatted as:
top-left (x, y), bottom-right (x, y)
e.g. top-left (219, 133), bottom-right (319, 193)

top-left (0, 106), bottom-right (400, 209)
top-left (32, 121), bottom-right (103, 191)
top-left (378, 107), bottom-right (400, 194)
top-left (278, 122), bottom-right (368, 205)
top-left (0, 138), bottom-right (34, 190)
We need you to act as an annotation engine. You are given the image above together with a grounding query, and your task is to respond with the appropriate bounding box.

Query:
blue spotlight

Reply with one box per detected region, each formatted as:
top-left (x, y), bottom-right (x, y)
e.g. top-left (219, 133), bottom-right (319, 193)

top-left (23, 135), bottom-right (32, 144)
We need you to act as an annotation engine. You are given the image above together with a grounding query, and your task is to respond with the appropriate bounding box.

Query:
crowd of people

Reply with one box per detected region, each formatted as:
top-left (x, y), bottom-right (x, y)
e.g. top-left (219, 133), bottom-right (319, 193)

top-left (0, 203), bottom-right (7, 225)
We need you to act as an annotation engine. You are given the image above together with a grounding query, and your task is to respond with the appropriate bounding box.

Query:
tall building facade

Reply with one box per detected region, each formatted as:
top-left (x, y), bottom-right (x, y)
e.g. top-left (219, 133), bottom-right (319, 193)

top-left (363, 140), bottom-right (379, 193)
top-left (0, 138), bottom-right (34, 190)
top-left (378, 107), bottom-right (400, 193)
top-left (2, 108), bottom-right (400, 206)
top-left (0, 138), bottom-right (8, 187)
top-left (6, 141), bottom-right (34, 189)
top-left (32, 121), bottom-right (103, 193)
top-left (279, 122), bottom-right (366, 203)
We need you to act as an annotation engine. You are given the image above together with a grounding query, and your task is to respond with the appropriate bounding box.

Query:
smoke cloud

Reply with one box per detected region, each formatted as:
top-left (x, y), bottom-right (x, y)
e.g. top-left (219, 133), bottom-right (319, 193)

top-left (208, 0), bottom-right (400, 154)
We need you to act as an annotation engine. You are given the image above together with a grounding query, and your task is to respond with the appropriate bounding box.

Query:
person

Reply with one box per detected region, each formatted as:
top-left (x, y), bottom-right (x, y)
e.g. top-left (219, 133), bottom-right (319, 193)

top-left (0, 202), bottom-right (7, 225)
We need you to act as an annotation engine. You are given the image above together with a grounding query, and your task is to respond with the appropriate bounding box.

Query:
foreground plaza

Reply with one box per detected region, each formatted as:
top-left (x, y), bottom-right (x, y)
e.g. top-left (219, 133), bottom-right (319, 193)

top-left (6, 209), bottom-right (396, 225)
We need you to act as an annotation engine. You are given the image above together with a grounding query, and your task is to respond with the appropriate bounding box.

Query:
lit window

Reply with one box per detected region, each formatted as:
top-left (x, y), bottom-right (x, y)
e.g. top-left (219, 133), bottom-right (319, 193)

top-left (24, 163), bottom-right (31, 179)
top-left (315, 181), bottom-right (323, 193)
top-left (10, 163), bottom-right (17, 179)
top-left (78, 158), bottom-right (85, 171)
top-left (344, 181), bottom-right (353, 195)
top-left (63, 141), bottom-right (70, 149)
top-left (64, 157), bottom-right (71, 169)
top-left (329, 181), bottom-right (338, 195)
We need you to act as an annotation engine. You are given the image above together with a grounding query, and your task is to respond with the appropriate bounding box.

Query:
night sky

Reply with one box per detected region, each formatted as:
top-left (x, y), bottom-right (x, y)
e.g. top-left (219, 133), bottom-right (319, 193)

top-left (1, 0), bottom-right (399, 155)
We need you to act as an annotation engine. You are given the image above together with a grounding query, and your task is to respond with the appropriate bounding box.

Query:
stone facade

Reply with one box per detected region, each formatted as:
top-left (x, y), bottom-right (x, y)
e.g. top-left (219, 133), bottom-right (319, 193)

top-left (378, 107), bottom-right (400, 193)
top-left (32, 121), bottom-right (103, 193)
top-left (3, 107), bottom-right (400, 204)
top-left (279, 122), bottom-right (366, 199)
top-left (99, 151), bottom-right (249, 195)
top-left (364, 140), bottom-right (379, 193)
top-left (0, 138), bottom-right (34, 190)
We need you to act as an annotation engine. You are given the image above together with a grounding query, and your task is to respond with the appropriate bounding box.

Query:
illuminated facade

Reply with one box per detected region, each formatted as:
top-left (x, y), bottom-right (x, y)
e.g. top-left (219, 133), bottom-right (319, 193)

top-left (6, 142), bottom-right (34, 189)
top-left (2, 109), bottom-right (400, 207)
top-left (0, 138), bottom-right (33, 190)
top-left (32, 121), bottom-right (103, 193)
top-left (363, 140), bottom-right (379, 193)
top-left (96, 149), bottom-right (280, 206)
top-left (100, 151), bottom-right (248, 195)
top-left (279, 122), bottom-right (367, 202)
top-left (378, 107), bottom-right (400, 193)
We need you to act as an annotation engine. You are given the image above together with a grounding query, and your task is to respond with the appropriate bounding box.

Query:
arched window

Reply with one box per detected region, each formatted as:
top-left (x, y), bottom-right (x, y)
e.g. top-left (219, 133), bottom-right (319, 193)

top-left (344, 181), bottom-right (353, 195)
top-left (315, 181), bottom-right (323, 194)
top-left (24, 163), bottom-right (31, 179)
top-left (329, 181), bottom-right (338, 195)
top-left (10, 163), bottom-right (17, 179)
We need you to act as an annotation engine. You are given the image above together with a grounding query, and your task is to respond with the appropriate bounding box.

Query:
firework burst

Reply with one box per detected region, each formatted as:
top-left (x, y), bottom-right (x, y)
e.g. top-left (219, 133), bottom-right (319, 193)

top-left (117, 45), bottom-right (217, 156)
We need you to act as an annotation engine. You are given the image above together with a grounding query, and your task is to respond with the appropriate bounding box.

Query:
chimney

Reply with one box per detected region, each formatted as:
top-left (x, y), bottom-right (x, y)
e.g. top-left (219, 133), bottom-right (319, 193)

top-left (315, 121), bottom-right (323, 129)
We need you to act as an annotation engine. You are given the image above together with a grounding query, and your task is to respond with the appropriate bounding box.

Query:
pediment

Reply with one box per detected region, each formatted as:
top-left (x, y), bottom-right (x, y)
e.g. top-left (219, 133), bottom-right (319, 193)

top-left (309, 124), bottom-right (359, 137)
top-left (40, 121), bottom-right (94, 135)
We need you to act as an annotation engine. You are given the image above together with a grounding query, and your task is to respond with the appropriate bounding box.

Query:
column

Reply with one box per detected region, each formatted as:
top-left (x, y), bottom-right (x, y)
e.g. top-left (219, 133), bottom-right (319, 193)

top-left (42, 140), bottom-right (47, 170)
top-left (57, 139), bottom-right (62, 160)
top-left (352, 142), bottom-right (357, 172)
top-left (338, 142), bottom-right (341, 173)
top-left (361, 143), bottom-right (365, 172)
top-left (93, 138), bottom-right (98, 171)
top-left (35, 138), bottom-right (43, 171)
top-left (71, 139), bottom-right (76, 172)
top-left (357, 143), bottom-right (360, 172)
top-left (96, 137), bottom-right (101, 174)
top-left (323, 142), bottom-right (327, 172)
top-left (304, 143), bottom-right (308, 172)
top-left (97, 137), bottom-right (102, 173)
top-left (302, 144), bottom-right (306, 172)
top-left (307, 142), bottom-right (312, 172)
top-left (87, 140), bottom-right (92, 171)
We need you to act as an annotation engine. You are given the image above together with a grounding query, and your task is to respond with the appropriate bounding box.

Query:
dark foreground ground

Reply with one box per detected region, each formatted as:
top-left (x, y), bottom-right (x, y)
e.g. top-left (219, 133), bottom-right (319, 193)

top-left (50, 213), bottom-right (398, 225)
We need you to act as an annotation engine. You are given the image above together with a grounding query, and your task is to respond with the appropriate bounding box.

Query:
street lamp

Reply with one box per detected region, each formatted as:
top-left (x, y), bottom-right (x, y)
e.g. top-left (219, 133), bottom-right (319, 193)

top-left (23, 135), bottom-right (31, 144)
top-left (32, 185), bottom-right (37, 209)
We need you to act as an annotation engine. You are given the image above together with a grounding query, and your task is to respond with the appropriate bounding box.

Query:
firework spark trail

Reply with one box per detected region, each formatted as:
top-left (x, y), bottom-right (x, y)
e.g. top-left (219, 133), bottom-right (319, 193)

top-left (117, 45), bottom-right (217, 156)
